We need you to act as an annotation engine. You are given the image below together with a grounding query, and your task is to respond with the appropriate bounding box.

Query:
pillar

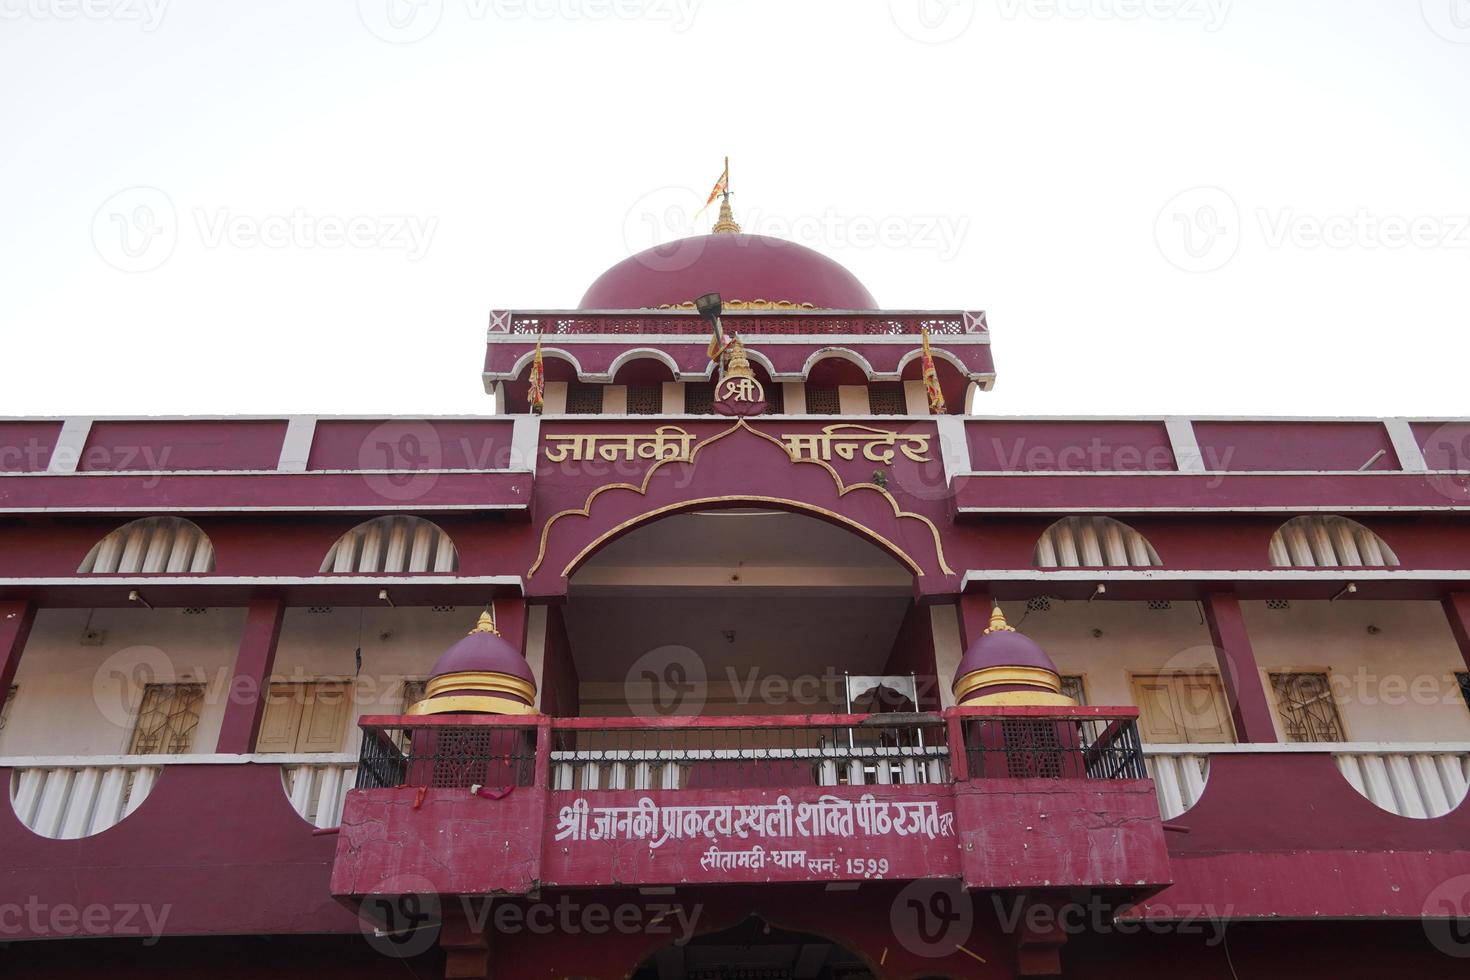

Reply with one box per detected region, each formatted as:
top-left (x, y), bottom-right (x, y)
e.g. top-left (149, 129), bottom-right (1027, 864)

top-left (1440, 592), bottom-right (1470, 675)
top-left (215, 598), bottom-right (286, 753)
top-left (956, 590), bottom-right (994, 649)
top-left (0, 600), bottom-right (36, 699)
top-left (1201, 592), bottom-right (1278, 743)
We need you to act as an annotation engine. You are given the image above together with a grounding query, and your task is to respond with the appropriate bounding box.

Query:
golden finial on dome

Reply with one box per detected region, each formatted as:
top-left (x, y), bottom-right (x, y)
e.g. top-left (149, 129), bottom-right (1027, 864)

top-left (470, 606), bottom-right (500, 636)
top-left (712, 196), bottom-right (741, 234)
top-left (984, 605), bottom-right (1017, 634)
top-left (711, 155), bottom-right (741, 234)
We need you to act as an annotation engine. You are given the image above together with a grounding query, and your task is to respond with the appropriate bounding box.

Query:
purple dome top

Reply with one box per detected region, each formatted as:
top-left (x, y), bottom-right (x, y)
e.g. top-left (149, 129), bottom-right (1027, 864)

top-left (953, 608), bottom-right (1060, 683)
top-left (429, 615), bottom-right (534, 684)
top-left (578, 234), bottom-right (878, 310)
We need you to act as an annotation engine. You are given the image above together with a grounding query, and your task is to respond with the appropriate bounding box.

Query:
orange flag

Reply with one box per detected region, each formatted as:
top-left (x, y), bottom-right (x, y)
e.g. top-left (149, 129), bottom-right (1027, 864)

top-left (921, 327), bottom-right (947, 414)
top-left (694, 159), bottom-right (730, 218)
top-left (528, 337), bottom-right (545, 413)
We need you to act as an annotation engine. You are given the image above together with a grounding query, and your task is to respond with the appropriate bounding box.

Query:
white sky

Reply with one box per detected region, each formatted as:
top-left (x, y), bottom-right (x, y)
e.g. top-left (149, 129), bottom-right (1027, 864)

top-left (2, 0), bottom-right (1467, 418)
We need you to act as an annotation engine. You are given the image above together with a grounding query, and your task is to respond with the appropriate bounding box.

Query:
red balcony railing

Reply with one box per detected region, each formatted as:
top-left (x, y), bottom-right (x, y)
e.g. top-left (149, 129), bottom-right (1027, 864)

top-left (493, 309), bottom-right (986, 337)
top-left (354, 708), bottom-right (1144, 793)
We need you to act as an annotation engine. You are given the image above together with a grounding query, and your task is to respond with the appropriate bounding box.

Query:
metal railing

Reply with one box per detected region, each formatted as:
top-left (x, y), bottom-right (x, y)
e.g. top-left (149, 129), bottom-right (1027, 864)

top-left (351, 709), bottom-right (1154, 793)
top-left (953, 708), bottom-right (1147, 781)
top-left (354, 720), bottom-right (537, 791)
top-left (549, 715), bottom-right (950, 791)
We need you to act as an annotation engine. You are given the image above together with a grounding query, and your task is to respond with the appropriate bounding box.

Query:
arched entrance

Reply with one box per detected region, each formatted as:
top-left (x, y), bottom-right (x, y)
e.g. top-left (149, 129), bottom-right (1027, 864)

top-left (550, 507), bottom-right (940, 720)
top-left (632, 915), bottom-right (877, 980)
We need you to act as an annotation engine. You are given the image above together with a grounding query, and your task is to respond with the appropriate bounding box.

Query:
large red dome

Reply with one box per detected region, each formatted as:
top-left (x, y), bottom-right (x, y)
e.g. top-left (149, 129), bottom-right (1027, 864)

top-left (578, 233), bottom-right (878, 310)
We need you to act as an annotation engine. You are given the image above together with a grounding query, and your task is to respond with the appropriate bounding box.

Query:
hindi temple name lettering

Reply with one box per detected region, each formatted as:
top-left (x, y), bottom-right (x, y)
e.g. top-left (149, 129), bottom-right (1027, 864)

top-left (553, 794), bottom-right (954, 850)
top-left (542, 424), bottom-right (932, 465)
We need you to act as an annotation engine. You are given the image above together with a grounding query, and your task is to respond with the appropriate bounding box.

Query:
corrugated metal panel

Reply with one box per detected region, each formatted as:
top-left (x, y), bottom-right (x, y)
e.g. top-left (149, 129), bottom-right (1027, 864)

top-left (1034, 516), bottom-right (1162, 568)
top-left (78, 518), bottom-right (215, 574)
top-left (321, 516), bottom-right (458, 574)
top-left (1268, 516), bottom-right (1399, 568)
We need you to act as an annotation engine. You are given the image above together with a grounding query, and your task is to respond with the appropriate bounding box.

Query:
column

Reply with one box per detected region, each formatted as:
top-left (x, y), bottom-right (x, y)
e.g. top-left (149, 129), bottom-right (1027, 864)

top-left (956, 590), bottom-right (994, 649)
top-left (1440, 592), bottom-right (1470, 674)
top-left (0, 600), bottom-right (36, 698)
top-left (214, 598), bottom-right (286, 754)
top-left (1201, 592), bottom-right (1279, 743)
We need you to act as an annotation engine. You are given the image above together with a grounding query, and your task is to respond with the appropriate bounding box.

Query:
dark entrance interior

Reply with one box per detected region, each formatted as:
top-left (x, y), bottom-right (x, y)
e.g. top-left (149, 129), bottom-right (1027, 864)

top-left (633, 915), bottom-right (875, 980)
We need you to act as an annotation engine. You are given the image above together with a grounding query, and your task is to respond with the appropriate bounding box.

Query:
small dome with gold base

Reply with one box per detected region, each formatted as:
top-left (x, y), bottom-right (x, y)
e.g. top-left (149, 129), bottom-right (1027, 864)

top-left (952, 606), bottom-right (1077, 708)
top-left (409, 608), bottom-right (538, 716)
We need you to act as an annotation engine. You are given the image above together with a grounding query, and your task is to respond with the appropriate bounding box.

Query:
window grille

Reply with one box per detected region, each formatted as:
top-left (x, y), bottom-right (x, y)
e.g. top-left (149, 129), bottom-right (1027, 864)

top-left (321, 516), bottom-right (458, 573)
top-left (1026, 597), bottom-right (1051, 612)
top-left (868, 383), bottom-right (907, 416)
top-left (804, 386), bottom-right (840, 415)
top-left (1457, 672), bottom-right (1469, 713)
top-left (78, 516), bottom-right (215, 574)
top-left (762, 382), bottom-right (784, 414)
top-left (127, 683), bottom-right (205, 754)
top-left (1034, 516), bottom-right (1162, 568)
top-left (684, 382), bottom-right (714, 415)
top-left (1268, 516), bottom-right (1399, 568)
top-left (1266, 599), bottom-right (1291, 610)
top-left (1060, 675), bottom-right (1088, 705)
top-left (1270, 672), bottom-right (1345, 743)
top-left (626, 384), bottom-right (662, 415)
top-left (565, 383), bottom-right (604, 415)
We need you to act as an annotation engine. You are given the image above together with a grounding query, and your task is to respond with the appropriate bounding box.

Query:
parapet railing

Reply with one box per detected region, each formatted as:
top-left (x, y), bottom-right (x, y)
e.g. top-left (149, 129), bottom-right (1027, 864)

top-left (946, 706), bottom-right (1147, 781)
top-left (1145, 742), bottom-right (1470, 820)
top-left (496, 310), bottom-right (983, 337)
top-left (4, 752), bottom-right (357, 838)
top-left (353, 708), bottom-right (1147, 793)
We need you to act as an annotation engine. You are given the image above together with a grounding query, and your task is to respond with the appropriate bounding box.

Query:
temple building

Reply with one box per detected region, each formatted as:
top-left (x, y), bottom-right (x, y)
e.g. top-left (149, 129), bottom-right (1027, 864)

top-left (2, 193), bottom-right (1470, 978)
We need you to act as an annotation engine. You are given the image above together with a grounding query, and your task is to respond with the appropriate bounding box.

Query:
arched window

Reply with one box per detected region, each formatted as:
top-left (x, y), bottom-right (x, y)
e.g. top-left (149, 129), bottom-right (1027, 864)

top-left (320, 516), bottom-right (458, 574)
top-left (1034, 516), bottom-right (1162, 568)
top-left (78, 517), bottom-right (215, 574)
top-left (1269, 516), bottom-right (1399, 568)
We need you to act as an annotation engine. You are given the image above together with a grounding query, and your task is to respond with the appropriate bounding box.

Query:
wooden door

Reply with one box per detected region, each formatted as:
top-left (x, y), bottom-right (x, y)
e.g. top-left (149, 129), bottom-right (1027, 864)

top-left (1131, 673), bottom-right (1234, 744)
top-left (256, 682), bottom-right (349, 754)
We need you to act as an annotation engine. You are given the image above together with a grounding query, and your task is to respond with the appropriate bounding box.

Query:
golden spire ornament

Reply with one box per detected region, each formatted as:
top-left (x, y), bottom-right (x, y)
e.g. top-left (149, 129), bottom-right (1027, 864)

top-left (984, 606), bottom-right (1017, 634)
top-left (712, 195), bottom-right (741, 234)
top-left (470, 606), bottom-right (500, 636)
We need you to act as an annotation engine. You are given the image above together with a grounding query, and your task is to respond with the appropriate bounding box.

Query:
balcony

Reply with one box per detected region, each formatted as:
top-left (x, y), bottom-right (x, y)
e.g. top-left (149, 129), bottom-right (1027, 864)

top-left (331, 707), bottom-right (1170, 899)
